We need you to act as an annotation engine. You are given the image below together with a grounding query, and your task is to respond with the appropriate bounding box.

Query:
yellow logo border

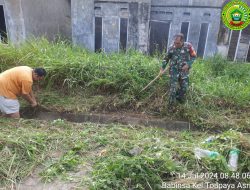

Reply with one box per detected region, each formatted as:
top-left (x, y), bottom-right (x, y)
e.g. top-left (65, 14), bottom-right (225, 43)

top-left (222, 0), bottom-right (250, 30)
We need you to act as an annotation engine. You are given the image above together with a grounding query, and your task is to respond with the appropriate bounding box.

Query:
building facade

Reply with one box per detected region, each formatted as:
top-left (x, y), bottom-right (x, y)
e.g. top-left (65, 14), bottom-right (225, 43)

top-left (0, 0), bottom-right (249, 61)
top-left (0, 0), bottom-right (71, 44)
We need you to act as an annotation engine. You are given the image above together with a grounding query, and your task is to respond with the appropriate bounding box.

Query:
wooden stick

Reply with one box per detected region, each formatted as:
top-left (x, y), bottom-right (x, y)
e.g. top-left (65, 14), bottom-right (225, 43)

top-left (139, 67), bottom-right (169, 93)
top-left (139, 74), bottom-right (161, 93)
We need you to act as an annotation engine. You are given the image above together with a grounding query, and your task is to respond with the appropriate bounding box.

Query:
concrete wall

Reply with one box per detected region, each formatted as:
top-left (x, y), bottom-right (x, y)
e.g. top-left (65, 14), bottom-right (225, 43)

top-left (71, 0), bottom-right (150, 52)
top-left (21, 0), bottom-right (71, 40)
top-left (1, 0), bottom-right (25, 44)
top-left (94, 1), bottom-right (126, 52)
top-left (150, 0), bottom-right (222, 57)
top-left (70, 0), bottom-right (224, 56)
top-left (72, 0), bottom-right (94, 50)
top-left (1, 0), bottom-right (71, 43)
top-left (152, 0), bottom-right (224, 7)
top-left (216, 0), bottom-right (250, 61)
top-left (236, 26), bottom-right (250, 61)
top-left (137, 1), bottom-right (150, 52)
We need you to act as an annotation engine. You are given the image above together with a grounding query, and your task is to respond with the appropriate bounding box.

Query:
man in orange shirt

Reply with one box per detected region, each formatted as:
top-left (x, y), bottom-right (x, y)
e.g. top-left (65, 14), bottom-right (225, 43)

top-left (0, 66), bottom-right (46, 118)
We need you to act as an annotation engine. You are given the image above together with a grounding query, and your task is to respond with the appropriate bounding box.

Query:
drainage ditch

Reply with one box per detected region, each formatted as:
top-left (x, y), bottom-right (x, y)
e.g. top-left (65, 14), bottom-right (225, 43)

top-left (20, 106), bottom-right (195, 131)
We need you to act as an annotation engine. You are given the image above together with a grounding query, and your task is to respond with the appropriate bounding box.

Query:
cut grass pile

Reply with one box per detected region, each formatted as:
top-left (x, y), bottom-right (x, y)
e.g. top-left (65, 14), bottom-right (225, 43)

top-left (0, 118), bottom-right (250, 189)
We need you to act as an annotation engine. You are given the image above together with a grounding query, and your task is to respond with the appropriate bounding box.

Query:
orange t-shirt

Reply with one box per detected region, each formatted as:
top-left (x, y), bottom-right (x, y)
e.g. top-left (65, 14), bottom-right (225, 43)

top-left (0, 66), bottom-right (33, 99)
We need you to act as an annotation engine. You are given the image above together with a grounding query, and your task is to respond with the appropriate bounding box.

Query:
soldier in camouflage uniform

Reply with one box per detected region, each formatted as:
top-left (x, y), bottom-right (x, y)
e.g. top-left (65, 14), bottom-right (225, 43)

top-left (160, 33), bottom-right (197, 106)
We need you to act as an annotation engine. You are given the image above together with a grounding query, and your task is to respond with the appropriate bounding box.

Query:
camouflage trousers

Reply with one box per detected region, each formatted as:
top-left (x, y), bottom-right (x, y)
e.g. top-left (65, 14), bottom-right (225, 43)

top-left (168, 71), bottom-right (189, 105)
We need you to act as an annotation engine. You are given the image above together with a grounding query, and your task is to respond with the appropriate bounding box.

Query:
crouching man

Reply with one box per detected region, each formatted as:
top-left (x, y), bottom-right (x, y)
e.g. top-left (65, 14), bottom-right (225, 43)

top-left (0, 66), bottom-right (46, 118)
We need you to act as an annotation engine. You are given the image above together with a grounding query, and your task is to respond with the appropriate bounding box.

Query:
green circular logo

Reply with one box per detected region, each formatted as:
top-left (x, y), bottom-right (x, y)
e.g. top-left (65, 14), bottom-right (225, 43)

top-left (222, 0), bottom-right (250, 30)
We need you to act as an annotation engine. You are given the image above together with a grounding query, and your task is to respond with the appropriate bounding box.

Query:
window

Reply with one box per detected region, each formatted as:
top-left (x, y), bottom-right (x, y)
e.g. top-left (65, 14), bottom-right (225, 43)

top-left (119, 18), bottom-right (128, 51)
top-left (197, 23), bottom-right (209, 58)
top-left (0, 5), bottom-right (7, 43)
top-left (247, 43), bottom-right (250, 62)
top-left (183, 12), bottom-right (190, 16)
top-left (149, 21), bottom-right (170, 55)
top-left (180, 22), bottom-right (189, 42)
top-left (95, 17), bottom-right (102, 52)
top-left (204, 13), bottom-right (211, 17)
top-left (227, 30), bottom-right (241, 61)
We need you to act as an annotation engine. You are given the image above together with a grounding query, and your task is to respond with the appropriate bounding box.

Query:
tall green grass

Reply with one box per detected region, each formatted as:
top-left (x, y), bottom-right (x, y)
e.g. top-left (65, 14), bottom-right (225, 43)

top-left (191, 55), bottom-right (250, 107)
top-left (0, 39), bottom-right (249, 129)
top-left (0, 38), bottom-right (163, 96)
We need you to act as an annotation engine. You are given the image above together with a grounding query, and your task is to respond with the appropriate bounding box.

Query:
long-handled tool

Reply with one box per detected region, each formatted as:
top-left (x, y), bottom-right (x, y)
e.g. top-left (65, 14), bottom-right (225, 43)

top-left (139, 73), bottom-right (161, 93)
top-left (139, 67), bottom-right (168, 93)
